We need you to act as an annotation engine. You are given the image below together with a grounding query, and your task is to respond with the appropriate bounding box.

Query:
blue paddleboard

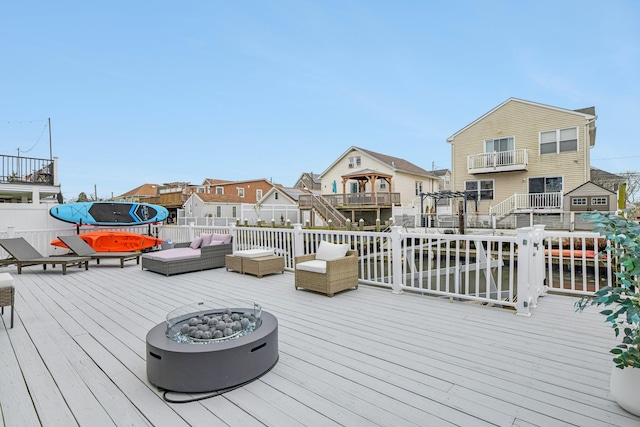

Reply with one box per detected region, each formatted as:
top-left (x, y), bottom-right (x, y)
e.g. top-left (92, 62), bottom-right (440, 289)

top-left (50, 202), bottom-right (169, 226)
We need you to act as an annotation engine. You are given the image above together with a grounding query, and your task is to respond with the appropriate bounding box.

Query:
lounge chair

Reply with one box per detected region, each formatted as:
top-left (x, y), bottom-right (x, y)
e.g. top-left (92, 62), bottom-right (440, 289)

top-left (0, 237), bottom-right (91, 275)
top-left (57, 235), bottom-right (141, 268)
top-left (294, 240), bottom-right (358, 297)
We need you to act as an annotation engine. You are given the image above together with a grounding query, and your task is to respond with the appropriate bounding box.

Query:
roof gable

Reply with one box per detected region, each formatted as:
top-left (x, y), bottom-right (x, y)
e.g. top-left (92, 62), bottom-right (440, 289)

top-left (564, 181), bottom-right (615, 196)
top-left (447, 98), bottom-right (597, 142)
top-left (320, 146), bottom-right (436, 178)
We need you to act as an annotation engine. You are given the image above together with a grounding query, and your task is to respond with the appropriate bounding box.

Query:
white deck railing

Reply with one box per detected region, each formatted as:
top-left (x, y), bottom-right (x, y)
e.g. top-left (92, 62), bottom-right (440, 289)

top-left (0, 223), bottom-right (613, 317)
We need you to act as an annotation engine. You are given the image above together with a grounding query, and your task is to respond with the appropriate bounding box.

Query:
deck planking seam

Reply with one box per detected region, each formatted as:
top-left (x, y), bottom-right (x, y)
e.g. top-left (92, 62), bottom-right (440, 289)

top-left (1, 264), bottom-right (639, 426)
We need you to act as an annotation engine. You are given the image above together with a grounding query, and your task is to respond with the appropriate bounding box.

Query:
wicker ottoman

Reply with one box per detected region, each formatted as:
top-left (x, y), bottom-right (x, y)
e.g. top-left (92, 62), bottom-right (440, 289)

top-left (242, 255), bottom-right (285, 278)
top-left (0, 272), bottom-right (15, 329)
top-left (225, 254), bottom-right (244, 273)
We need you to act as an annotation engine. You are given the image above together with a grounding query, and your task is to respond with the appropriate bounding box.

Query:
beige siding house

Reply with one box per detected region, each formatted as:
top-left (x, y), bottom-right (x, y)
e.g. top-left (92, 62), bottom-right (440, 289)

top-left (447, 98), bottom-right (597, 217)
top-left (314, 146), bottom-right (439, 224)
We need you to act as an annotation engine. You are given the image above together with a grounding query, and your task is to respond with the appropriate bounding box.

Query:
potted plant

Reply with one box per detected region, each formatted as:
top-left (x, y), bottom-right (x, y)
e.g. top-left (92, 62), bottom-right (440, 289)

top-left (575, 211), bottom-right (640, 416)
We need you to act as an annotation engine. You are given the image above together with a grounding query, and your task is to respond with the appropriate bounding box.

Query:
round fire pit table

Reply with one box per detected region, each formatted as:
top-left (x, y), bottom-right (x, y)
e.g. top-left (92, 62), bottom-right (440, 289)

top-left (146, 300), bottom-right (278, 393)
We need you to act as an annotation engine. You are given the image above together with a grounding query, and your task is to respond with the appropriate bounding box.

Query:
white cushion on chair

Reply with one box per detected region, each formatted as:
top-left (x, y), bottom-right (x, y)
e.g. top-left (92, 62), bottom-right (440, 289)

top-left (296, 260), bottom-right (326, 274)
top-left (235, 249), bottom-right (274, 258)
top-left (315, 241), bottom-right (349, 261)
top-left (0, 272), bottom-right (14, 288)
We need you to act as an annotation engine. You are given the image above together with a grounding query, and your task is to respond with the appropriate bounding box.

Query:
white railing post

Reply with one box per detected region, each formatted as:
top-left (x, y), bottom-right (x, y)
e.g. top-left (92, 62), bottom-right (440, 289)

top-left (229, 223), bottom-right (237, 251)
top-left (390, 226), bottom-right (404, 294)
top-left (515, 227), bottom-right (533, 317)
top-left (530, 224), bottom-right (547, 307)
top-left (293, 224), bottom-right (304, 258)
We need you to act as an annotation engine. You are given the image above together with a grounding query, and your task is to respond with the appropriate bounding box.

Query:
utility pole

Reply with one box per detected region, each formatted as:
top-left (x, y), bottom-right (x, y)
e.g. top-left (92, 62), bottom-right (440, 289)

top-left (48, 117), bottom-right (52, 161)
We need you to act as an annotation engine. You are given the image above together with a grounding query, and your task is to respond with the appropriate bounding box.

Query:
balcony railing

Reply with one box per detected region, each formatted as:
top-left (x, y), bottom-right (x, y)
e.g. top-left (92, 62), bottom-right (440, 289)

top-left (1, 154), bottom-right (55, 185)
top-left (467, 149), bottom-right (528, 174)
top-left (326, 192), bottom-right (400, 207)
top-left (490, 192), bottom-right (563, 217)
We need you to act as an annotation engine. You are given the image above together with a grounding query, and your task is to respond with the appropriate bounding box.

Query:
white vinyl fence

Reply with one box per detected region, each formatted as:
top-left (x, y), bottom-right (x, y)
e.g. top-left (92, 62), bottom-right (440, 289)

top-left (1, 222), bottom-right (614, 317)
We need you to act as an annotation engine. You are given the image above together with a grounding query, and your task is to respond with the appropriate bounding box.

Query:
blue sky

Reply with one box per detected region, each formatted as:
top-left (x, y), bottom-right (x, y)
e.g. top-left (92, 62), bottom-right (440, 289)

top-left (1, 1), bottom-right (639, 201)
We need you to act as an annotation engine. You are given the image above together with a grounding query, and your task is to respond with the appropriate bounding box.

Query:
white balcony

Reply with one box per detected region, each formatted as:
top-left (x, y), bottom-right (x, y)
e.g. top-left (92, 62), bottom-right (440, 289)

top-left (467, 149), bottom-right (528, 174)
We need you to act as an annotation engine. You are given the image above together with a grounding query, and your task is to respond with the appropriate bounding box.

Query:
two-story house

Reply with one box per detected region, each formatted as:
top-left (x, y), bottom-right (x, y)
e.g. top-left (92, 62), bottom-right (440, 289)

top-left (302, 146), bottom-right (439, 226)
top-left (447, 98), bottom-right (598, 222)
top-left (182, 178), bottom-right (276, 222)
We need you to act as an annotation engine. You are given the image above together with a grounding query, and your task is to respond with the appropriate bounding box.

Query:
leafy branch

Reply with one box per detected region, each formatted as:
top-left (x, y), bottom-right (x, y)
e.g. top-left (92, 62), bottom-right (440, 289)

top-left (575, 211), bottom-right (640, 369)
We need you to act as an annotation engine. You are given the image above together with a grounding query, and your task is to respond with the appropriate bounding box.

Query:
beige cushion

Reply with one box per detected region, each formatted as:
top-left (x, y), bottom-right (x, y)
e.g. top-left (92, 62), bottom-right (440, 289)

top-left (235, 249), bottom-right (274, 258)
top-left (296, 260), bottom-right (326, 274)
top-left (315, 240), bottom-right (349, 261)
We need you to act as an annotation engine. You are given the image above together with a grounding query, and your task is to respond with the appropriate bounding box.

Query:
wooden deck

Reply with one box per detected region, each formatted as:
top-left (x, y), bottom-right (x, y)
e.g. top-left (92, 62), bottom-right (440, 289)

top-left (1, 261), bottom-right (639, 427)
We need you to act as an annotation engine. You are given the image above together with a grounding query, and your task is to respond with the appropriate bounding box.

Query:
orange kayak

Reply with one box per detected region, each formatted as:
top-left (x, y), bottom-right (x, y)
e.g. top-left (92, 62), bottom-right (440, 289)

top-left (51, 231), bottom-right (164, 252)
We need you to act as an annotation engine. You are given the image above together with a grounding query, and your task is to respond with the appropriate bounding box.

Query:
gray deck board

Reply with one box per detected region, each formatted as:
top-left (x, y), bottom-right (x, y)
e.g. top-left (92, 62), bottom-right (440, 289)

top-left (1, 264), bottom-right (639, 426)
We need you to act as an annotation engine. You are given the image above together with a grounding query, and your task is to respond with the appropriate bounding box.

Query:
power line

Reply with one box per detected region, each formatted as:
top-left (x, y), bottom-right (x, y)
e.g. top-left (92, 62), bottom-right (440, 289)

top-left (593, 155), bottom-right (640, 161)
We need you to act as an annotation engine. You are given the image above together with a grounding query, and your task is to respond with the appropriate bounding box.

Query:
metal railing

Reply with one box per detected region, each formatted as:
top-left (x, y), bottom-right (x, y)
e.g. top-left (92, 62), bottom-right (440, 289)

top-left (0, 154), bottom-right (55, 185)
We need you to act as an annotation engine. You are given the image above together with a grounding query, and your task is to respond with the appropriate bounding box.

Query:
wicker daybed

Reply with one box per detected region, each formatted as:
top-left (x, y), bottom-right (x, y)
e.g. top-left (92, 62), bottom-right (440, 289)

top-left (141, 234), bottom-right (232, 276)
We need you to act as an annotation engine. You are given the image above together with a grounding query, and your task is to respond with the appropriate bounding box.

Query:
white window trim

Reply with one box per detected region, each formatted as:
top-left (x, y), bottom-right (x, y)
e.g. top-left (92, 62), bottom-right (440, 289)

top-left (591, 197), bottom-right (607, 205)
top-left (572, 197), bottom-right (587, 206)
top-left (238, 188), bottom-right (244, 198)
top-left (464, 179), bottom-right (494, 201)
top-left (540, 127), bottom-right (579, 155)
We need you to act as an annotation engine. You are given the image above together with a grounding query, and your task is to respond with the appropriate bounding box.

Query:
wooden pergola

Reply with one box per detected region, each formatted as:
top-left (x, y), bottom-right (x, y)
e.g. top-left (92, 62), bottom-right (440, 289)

top-left (340, 169), bottom-right (392, 194)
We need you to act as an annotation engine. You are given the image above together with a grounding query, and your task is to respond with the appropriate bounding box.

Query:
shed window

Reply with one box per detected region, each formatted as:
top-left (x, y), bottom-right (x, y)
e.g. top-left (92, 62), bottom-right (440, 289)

top-left (572, 197), bottom-right (587, 206)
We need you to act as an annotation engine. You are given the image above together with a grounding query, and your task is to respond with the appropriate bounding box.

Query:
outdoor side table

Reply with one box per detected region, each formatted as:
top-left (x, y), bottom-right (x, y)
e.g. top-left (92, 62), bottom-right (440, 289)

top-left (225, 254), bottom-right (243, 273)
top-left (0, 272), bottom-right (15, 329)
top-left (242, 255), bottom-right (285, 278)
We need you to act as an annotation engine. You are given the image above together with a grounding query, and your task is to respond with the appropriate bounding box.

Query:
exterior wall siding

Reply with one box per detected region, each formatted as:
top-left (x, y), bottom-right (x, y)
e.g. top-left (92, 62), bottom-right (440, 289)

top-left (321, 149), bottom-right (438, 206)
top-left (450, 100), bottom-right (594, 215)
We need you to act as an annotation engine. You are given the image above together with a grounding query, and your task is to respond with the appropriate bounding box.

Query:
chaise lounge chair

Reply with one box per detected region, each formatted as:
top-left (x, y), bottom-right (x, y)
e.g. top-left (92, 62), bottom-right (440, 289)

top-left (56, 235), bottom-right (141, 268)
top-left (0, 237), bottom-right (91, 274)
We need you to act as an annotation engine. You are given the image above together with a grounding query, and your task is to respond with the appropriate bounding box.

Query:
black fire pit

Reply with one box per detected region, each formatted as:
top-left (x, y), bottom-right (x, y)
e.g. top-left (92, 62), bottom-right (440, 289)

top-left (146, 300), bottom-right (278, 393)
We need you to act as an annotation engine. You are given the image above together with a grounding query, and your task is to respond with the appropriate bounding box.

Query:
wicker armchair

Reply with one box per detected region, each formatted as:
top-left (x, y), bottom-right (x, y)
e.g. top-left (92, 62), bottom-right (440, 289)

top-left (294, 249), bottom-right (358, 297)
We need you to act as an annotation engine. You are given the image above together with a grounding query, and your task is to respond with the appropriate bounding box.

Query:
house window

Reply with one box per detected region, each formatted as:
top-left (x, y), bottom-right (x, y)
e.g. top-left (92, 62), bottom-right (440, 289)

top-left (216, 187), bottom-right (223, 195)
top-left (232, 206), bottom-right (237, 217)
top-left (256, 189), bottom-right (262, 200)
top-left (591, 197), bottom-right (607, 205)
top-left (485, 136), bottom-right (515, 165)
top-left (348, 156), bottom-right (361, 168)
top-left (465, 180), bottom-right (494, 200)
top-left (540, 127), bottom-right (578, 154)
top-left (216, 206), bottom-right (221, 217)
top-left (197, 187), bottom-right (205, 193)
top-left (529, 176), bottom-right (563, 193)
top-left (350, 182), bottom-right (359, 193)
top-left (572, 197), bottom-right (587, 206)
top-left (275, 192), bottom-right (279, 200)
top-left (415, 181), bottom-right (423, 196)
top-left (380, 182), bottom-right (386, 189)
top-left (238, 188), bottom-right (244, 198)
top-left (485, 137), bottom-right (514, 153)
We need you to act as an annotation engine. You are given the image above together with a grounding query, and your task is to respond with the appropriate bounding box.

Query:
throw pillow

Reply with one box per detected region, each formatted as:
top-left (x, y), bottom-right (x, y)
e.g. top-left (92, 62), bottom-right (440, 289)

top-left (189, 236), bottom-right (203, 249)
top-left (210, 234), bottom-right (232, 244)
top-left (315, 240), bottom-right (349, 261)
top-left (200, 234), bottom-right (213, 246)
